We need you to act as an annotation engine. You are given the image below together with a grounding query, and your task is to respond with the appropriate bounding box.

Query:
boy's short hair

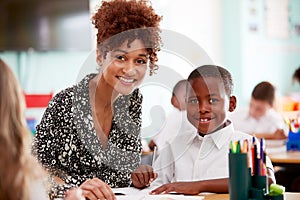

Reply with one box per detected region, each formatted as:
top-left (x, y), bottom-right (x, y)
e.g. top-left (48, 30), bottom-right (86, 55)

top-left (293, 67), bottom-right (300, 84)
top-left (251, 81), bottom-right (275, 106)
top-left (172, 79), bottom-right (187, 97)
top-left (187, 65), bottom-right (234, 97)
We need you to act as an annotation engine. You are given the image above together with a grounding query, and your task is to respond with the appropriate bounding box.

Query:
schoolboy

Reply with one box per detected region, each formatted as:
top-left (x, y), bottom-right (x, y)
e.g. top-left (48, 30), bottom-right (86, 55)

top-left (148, 79), bottom-right (196, 152)
top-left (150, 65), bottom-right (275, 195)
top-left (229, 81), bottom-right (286, 140)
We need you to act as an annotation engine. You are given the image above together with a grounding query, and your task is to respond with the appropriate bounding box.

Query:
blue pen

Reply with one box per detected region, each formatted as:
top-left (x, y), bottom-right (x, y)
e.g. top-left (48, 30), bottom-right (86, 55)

top-left (260, 138), bottom-right (265, 163)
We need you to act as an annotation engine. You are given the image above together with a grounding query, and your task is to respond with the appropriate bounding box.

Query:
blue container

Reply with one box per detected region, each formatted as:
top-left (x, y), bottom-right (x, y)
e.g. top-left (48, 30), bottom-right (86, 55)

top-left (286, 130), bottom-right (300, 151)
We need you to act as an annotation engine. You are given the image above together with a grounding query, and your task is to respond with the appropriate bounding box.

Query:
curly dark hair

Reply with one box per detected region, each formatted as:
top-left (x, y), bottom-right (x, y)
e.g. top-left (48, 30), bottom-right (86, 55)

top-left (92, 0), bottom-right (162, 75)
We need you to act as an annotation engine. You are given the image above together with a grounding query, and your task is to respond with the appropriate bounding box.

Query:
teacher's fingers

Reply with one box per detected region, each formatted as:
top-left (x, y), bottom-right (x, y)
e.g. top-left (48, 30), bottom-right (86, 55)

top-left (65, 188), bottom-right (85, 200)
top-left (80, 178), bottom-right (116, 200)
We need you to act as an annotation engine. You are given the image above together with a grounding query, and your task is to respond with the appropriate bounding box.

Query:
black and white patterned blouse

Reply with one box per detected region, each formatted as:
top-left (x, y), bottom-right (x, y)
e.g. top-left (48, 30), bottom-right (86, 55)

top-left (32, 73), bottom-right (142, 198)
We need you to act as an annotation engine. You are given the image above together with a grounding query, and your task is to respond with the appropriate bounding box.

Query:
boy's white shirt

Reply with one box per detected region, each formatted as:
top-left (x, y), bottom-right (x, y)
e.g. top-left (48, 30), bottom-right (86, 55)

top-left (152, 109), bottom-right (196, 151)
top-left (229, 108), bottom-right (285, 134)
top-left (151, 120), bottom-right (274, 186)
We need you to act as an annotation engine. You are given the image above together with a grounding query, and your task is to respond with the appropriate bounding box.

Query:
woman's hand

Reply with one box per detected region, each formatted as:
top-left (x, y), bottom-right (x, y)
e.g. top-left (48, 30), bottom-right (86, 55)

top-left (64, 188), bottom-right (85, 200)
top-left (150, 182), bottom-right (200, 195)
top-left (79, 178), bottom-right (116, 200)
top-left (131, 165), bottom-right (157, 189)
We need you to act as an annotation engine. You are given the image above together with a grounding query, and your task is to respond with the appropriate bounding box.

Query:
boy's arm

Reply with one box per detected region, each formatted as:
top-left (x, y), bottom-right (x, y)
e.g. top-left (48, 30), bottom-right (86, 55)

top-left (252, 129), bottom-right (287, 140)
top-left (150, 178), bottom-right (229, 195)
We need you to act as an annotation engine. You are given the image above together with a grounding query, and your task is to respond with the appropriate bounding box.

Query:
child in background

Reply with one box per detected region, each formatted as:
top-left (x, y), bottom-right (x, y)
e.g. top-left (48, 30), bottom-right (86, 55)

top-left (0, 58), bottom-right (84, 200)
top-left (229, 81), bottom-right (287, 141)
top-left (150, 65), bottom-right (275, 195)
top-left (148, 79), bottom-right (196, 152)
top-left (292, 66), bottom-right (300, 84)
top-left (0, 59), bottom-right (48, 200)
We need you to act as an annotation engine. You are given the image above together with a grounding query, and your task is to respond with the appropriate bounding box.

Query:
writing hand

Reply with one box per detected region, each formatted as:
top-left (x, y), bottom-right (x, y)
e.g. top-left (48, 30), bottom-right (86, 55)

top-left (150, 182), bottom-right (200, 195)
top-left (148, 140), bottom-right (157, 151)
top-left (131, 165), bottom-right (157, 189)
top-left (79, 178), bottom-right (116, 200)
top-left (273, 129), bottom-right (287, 140)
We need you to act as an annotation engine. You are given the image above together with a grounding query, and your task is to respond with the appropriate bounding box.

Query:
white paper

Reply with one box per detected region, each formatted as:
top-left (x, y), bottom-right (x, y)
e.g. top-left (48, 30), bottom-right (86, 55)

top-left (112, 187), bottom-right (204, 200)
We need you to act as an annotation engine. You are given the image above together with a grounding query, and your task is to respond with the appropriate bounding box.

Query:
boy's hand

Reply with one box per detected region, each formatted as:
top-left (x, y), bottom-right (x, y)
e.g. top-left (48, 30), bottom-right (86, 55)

top-left (273, 129), bottom-right (287, 140)
top-left (150, 182), bottom-right (200, 195)
top-left (131, 165), bottom-right (157, 189)
top-left (148, 140), bottom-right (157, 151)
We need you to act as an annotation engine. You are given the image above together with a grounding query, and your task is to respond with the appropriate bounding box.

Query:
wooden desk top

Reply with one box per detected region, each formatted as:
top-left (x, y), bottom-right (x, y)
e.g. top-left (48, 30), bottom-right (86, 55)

top-left (203, 192), bottom-right (300, 200)
top-left (203, 193), bottom-right (228, 200)
top-left (268, 151), bottom-right (300, 164)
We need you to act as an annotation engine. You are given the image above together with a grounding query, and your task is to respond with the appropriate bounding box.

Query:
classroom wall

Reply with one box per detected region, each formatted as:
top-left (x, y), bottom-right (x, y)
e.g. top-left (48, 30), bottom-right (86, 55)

top-left (0, 51), bottom-right (90, 93)
top-left (222, 0), bottom-right (300, 108)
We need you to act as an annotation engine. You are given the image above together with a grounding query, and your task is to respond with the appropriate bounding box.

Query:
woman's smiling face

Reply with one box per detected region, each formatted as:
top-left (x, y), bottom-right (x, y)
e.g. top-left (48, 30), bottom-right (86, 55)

top-left (186, 77), bottom-right (233, 135)
top-left (99, 39), bottom-right (149, 95)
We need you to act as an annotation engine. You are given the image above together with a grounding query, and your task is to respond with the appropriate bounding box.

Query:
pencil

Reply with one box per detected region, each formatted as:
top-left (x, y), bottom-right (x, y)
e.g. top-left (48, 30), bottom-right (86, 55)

top-left (236, 140), bottom-right (240, 153)
top-left (253, 138), bottom-right (260, 175)
top-left (251, 137), bottom-right (255, 175)
top-left (151, 146), bottom-right (157, 167)
top-left (260, 138), bottom-right (264, 164)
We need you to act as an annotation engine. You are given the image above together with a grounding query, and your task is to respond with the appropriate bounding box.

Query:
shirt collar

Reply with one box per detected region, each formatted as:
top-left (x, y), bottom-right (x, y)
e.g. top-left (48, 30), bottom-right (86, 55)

top-left (204, 120), bottom-right (234, 149)
top-left (182, 120), bottom-right (235, 148)
top-left (183, 128), bottom-right (199, 145)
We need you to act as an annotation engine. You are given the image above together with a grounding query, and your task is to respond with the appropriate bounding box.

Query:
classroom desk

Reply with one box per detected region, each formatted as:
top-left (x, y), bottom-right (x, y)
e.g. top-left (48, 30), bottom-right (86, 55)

top-left (113, 187), bottom-right (300, 200)
top-left (268, 151), bottom-right (300, 167)
top-left (202, 192), bottom-right (300, 200)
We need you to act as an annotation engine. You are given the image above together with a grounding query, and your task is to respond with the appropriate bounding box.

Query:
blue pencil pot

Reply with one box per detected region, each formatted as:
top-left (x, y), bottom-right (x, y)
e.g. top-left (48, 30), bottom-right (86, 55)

top-left (286, 130), bottom-right (300, 151)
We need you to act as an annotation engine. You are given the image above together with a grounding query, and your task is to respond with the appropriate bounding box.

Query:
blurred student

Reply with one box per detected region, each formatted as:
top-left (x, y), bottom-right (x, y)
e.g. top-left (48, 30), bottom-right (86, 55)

top-left (229, 81), bottom-right (286, 140)
top-left (150, 65), bottom-right (275, 195)
top-left (148, 79), bottom-right (195, 151)
top-left (292, 66), bottom-right (300, 84)
top-left (0, 58), bottom-right (48, 200)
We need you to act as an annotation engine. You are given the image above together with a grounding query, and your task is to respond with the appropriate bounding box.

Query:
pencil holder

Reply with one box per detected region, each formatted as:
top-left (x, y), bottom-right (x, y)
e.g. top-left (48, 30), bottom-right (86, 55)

top-left (249, 175), bottom-right (267, 200)
top-left (229, 153), bottom-right (250, 200)
top-left (252, 175), bottom-right (267, 190)
top-left (264, 194), bottom-right (284, 200)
